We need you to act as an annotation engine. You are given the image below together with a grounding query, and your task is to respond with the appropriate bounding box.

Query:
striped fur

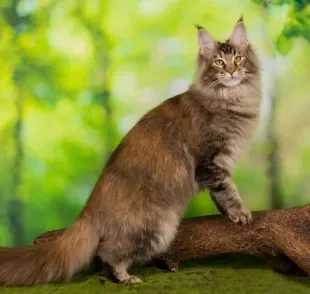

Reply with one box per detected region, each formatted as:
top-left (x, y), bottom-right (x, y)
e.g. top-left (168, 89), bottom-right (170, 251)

top-left (0, 19), bottom-right (261, 286)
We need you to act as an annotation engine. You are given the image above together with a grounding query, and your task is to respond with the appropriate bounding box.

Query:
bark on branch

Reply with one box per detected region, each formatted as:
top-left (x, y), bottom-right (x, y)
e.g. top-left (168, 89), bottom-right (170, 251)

top-left (33, 204), bottom-right (310, 276)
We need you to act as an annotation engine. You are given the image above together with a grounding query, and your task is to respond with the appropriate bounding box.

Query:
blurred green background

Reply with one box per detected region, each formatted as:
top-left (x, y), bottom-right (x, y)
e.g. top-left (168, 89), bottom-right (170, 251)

top-left (0, 0), bottom-right (309, 247)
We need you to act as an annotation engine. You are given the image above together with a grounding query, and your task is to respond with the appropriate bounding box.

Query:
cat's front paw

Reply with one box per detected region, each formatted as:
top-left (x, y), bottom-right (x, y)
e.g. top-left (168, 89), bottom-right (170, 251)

top-left (227, 205), bottom-right (252, 225)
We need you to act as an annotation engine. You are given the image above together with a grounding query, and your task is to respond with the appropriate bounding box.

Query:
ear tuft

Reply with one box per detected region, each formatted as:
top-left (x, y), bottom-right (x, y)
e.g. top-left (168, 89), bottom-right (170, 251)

top-left (194, 24), bottom-right (205, 31)
top-left (198, 28), bottom-right (216, 53)
top-left (230, 19), bottom-right (248, 48)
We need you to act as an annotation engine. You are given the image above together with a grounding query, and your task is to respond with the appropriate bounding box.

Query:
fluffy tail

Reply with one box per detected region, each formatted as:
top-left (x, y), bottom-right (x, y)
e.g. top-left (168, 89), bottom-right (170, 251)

top-left (0, 218), bottom-right (100, 286)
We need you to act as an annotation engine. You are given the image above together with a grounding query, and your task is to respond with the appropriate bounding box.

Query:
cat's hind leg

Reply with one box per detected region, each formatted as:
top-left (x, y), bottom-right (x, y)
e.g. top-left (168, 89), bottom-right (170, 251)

top-left (110, 260), bottom-right (142, 284)
top-left (97, 239), bottom-right (143, 284)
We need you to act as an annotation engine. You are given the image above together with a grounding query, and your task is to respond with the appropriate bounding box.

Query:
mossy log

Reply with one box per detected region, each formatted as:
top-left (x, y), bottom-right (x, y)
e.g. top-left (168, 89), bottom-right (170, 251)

top-left (33, 204), bottom-right (310, 276)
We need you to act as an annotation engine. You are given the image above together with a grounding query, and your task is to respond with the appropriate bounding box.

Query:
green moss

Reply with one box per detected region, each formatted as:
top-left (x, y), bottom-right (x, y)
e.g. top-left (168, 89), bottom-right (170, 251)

top-left (1, 256), bottom-right (309, 294)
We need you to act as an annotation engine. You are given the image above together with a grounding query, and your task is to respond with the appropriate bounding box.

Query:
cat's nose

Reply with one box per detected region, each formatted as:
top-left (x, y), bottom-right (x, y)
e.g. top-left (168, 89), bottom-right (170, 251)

top-left (227, 69), bottom-right (235, 75)
top-left (226, 67), bottom-right (235, 75)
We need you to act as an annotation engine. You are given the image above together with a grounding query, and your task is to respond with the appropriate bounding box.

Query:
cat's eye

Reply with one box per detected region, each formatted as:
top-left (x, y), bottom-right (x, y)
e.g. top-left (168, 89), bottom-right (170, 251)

top-left (214, 59), bottom-right (224, 66)
top-left (235, 56), bottom-right (242, 62)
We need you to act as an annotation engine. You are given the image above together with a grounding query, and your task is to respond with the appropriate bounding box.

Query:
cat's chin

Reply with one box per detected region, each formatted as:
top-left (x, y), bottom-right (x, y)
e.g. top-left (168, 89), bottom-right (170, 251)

top-left (221, 78), bottom-right (241, 88)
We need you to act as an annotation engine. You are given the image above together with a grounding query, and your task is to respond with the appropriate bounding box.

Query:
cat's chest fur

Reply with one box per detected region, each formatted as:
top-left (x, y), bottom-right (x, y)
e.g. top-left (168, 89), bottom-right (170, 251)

top-left (197, 85), bottom-right (260, 170)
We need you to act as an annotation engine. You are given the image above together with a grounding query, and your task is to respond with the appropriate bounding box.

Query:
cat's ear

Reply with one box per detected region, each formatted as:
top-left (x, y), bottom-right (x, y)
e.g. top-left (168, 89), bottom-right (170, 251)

top-left (197, 27), bottom-right (217, 56)
top-left (230, 18), bottom-right (248, 49)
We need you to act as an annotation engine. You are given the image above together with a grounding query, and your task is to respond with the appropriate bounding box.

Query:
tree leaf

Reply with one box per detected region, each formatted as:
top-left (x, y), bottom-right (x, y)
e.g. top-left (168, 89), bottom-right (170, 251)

top-left (276, 34), bottom-right (293, 55)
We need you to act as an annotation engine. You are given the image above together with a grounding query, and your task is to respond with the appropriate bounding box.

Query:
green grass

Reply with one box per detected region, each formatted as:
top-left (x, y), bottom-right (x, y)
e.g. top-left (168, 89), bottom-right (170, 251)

top-left (1, 256), bottom-right (309, 294)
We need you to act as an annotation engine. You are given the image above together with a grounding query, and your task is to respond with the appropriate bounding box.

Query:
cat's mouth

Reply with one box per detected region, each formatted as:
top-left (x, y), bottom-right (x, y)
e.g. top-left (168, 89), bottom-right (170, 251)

top-left (221, 77), bottom-right (242, 88)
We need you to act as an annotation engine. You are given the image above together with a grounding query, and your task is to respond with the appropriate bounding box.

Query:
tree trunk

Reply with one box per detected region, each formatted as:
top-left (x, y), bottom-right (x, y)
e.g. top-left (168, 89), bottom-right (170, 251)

top-left (266, 83), bottom-right (283, 209)
top-left (4, 0), bottom-right (28, 247)
top-left (9, 88), bottom-right (25, 246)
top-left (94, 39), bottom-right (114, 158)
top-left (263, 1), bottom-right (283, 209)
top-left (77, 6), bottom-right (115, 159)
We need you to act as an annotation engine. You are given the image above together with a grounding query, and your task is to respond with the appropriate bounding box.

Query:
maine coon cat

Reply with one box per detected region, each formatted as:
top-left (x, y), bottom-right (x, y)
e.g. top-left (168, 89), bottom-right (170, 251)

top-left (0, 18), bottom-right (261, 286)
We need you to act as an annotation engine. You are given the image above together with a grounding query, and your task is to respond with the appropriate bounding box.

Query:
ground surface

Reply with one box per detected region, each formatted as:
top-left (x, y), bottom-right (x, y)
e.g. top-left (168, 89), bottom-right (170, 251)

top-left (1, 256), bottom-right (310, 294)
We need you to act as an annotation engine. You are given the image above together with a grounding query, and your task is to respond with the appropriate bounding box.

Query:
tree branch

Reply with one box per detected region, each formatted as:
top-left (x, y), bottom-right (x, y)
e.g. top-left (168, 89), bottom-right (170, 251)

top-left (33, 204), bottom-right (310, 276)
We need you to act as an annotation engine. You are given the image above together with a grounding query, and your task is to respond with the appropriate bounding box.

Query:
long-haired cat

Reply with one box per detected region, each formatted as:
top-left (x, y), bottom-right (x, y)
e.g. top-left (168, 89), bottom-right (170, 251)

top-left (0, 18), bottom-right (261, 286)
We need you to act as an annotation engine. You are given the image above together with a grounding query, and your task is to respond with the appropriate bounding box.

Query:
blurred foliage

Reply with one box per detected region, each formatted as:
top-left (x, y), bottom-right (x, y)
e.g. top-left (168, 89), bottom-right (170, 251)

top-left (0, 0), bottom-right (309, 246)
top-left (252, 0), bottom-right (309, 54)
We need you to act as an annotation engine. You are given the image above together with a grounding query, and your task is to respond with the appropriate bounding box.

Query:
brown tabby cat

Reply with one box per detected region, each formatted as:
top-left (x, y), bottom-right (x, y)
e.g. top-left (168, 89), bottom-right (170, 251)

top-left (0, 18), bottom-right (261, 286)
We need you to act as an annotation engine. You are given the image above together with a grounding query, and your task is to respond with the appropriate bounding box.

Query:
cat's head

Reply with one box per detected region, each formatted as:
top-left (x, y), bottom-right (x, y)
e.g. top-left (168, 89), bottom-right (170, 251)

top-left (195, 18), bottom-right (259, 90)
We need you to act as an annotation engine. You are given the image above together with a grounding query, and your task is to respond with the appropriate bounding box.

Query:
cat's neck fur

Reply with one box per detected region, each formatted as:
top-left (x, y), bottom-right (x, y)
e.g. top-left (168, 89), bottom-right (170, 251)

top-left (190, 75), bottom-right (261, 104)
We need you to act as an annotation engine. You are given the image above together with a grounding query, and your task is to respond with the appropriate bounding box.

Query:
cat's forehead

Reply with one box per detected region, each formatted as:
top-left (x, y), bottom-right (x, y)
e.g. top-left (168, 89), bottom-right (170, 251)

top-left (216, 42), bottom-right (238, 56)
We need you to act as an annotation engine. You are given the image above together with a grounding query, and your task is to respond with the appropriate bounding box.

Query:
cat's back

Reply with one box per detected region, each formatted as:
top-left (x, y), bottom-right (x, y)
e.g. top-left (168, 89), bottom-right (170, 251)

top-left (142, 91), bottom-right (194, 121)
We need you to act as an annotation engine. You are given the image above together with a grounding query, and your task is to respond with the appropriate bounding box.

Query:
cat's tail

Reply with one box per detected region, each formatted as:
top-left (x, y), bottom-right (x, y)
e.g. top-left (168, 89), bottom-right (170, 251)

top-left (0, 217), bottom-right (100, 286)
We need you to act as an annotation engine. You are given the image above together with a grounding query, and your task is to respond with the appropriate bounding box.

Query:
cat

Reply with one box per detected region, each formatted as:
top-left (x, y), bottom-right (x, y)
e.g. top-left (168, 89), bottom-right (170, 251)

top-left (0, 18), bottom-right (261, 286)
